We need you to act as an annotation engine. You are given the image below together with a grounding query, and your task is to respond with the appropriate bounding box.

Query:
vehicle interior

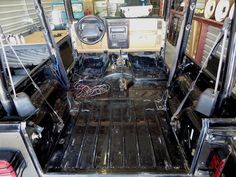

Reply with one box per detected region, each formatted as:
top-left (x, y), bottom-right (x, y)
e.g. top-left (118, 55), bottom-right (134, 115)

top-left (36, 1), bottom-right (181, 173)
top-left (0, 0), bottom-right (236, 176)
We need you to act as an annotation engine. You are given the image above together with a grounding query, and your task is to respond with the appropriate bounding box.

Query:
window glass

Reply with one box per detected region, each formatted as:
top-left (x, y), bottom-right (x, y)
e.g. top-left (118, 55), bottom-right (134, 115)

top-left (71, 0), bottom-right (166, 18)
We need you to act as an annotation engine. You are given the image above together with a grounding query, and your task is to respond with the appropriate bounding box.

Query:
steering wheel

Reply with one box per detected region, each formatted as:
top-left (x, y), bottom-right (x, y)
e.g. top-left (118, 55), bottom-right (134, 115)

top-left (76, 15), bottom-right (106, 45)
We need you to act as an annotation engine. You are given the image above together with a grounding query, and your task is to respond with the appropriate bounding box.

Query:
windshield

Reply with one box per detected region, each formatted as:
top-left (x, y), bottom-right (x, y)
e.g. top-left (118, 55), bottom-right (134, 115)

top-left (100, 0), bottom-right (164, 18)
top-left (78, 0), bottom-right (166, 18)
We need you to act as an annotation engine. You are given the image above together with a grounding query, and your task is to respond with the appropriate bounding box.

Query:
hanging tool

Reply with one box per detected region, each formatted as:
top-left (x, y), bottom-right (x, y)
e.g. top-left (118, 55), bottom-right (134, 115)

top-left (0, 31), bottom-right (36, 117)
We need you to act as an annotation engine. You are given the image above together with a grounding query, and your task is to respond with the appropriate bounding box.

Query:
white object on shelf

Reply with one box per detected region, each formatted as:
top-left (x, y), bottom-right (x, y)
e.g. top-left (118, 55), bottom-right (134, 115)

top-left (9, 36), bottom-right (16, 45)
top-left (15, 35), bottom-right (21, 44)
top-left (215, 0), bottom-right (231, 22)
top-left (204, 0), bottom-right (217, 19)
top-left (120, 5), bottom-right (153, 18)
top-left (20, 35), bottom-right (25, 44)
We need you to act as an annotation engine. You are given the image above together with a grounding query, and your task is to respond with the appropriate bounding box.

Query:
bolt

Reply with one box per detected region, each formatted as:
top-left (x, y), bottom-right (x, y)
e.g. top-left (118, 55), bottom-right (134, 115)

top-left (190, 3), bottom-right (196, 11)
top-left (186, 24), bottom-right (191, 31)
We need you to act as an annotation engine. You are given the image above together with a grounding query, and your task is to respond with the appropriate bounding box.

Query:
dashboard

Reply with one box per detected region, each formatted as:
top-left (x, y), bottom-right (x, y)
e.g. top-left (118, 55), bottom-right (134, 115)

top-left (71, 17), bottom-right (166, 53)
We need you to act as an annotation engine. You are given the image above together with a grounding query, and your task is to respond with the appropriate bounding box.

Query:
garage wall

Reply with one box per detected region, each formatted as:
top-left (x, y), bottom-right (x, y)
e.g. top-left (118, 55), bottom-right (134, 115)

top-left (0, 0), bottom-right (53, 35)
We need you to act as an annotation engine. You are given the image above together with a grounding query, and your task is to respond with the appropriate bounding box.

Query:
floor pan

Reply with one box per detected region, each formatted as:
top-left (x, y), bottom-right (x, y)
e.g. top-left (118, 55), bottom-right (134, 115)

top-left (47, 98), bottom-right (187, 173)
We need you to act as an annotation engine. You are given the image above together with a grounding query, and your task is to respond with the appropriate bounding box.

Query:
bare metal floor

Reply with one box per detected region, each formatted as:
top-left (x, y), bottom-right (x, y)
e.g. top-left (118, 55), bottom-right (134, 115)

top-left (47, 97), bottom-right (187, 173)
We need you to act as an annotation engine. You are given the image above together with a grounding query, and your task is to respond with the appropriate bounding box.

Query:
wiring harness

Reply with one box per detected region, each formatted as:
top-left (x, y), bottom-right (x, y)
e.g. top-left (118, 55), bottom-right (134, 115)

top-left (73, 81), bottom-right (110, 99)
